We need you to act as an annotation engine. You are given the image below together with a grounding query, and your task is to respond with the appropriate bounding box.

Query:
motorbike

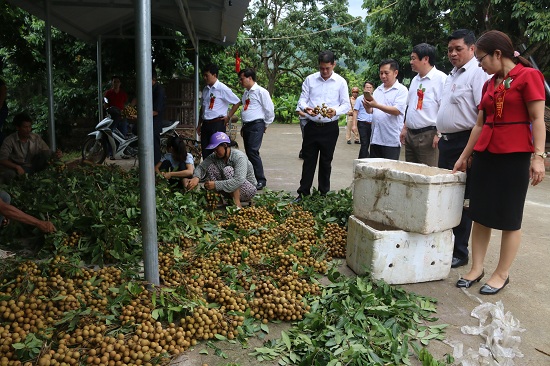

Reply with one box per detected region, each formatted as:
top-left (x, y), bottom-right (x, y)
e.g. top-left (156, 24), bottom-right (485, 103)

top-left (82, 103), bottom-right (179, 164)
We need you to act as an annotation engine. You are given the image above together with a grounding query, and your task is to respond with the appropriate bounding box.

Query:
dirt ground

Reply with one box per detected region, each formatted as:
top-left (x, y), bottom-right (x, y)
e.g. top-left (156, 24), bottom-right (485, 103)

top-left (111, 123), bottom-right (550, 366)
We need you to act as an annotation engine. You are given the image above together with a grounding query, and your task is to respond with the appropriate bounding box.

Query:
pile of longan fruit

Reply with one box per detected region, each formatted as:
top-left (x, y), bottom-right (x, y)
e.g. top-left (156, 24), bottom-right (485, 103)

top-left (0, 205), bottom-right (347, 365)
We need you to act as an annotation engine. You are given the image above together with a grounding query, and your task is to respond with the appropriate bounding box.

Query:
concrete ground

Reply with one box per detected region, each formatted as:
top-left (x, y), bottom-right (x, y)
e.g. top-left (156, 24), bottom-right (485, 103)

top-left (110, 123), bottom-right (550, 365)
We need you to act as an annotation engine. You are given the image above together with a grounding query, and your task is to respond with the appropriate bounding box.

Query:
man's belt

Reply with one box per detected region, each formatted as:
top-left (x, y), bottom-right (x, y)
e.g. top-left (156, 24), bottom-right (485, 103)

top-left (440, 130), bottom-right (471, 141)
top-left (242, 119), bottom-right (264, 125)
top-left (409, 126), bottom-right (436, 134)
top-left (203, 116), bottom-right (225, 123)
top-left (311, 120), bottom-right (338, 127)
top-left (357, 120), bottom-right (372, 124)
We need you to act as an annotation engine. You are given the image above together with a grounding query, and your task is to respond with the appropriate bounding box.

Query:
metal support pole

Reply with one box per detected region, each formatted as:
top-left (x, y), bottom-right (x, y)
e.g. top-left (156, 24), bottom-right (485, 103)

top-left (136, 0), bottom-right (159, 286)
top-left (194, 44), bottom-right (200, 140)
top-left (44, 0), bottom-right (56, 150)
top-left (97, 36), bottom-right (103, 122)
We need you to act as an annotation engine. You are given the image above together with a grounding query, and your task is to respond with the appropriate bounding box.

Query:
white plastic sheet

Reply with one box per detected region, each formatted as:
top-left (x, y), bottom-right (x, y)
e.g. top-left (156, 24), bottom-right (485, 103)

top-left (452, 300), bottom-right (525, 365)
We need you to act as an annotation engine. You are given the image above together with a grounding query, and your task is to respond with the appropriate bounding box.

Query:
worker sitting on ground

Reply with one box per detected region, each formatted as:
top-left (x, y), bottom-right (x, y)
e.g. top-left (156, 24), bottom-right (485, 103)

top-left (0, 112), bottom-right (62, 184)
top-left (155, 136), bottom-right (194, 189)
top-left (0, 191), bottom-right (56, 233)
top-left (186, 132), bottom-right (257, 208)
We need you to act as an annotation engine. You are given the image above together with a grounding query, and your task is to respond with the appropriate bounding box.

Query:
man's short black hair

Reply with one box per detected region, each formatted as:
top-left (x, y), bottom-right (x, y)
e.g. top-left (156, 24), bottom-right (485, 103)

top-left (448, 29), bottom-right (476, 46)
top-left (318, 50), bottom-right (335, 64)
top-left (379, 58), bottom-right (399, 71)
top-left (152, 68), bottom-right (158, 80)
top-left (13, 112), bottom-right (32, 127)
top-left (202, 64), bottom-right (219, 77)
top-left (364, 80), bottom-right (375, 88)
top-left (412, 43), bottom-right (437, 66)
top-left (111, 75), bottom-right (120, 81)
top-left (238, 68), bottom-right (256, 82)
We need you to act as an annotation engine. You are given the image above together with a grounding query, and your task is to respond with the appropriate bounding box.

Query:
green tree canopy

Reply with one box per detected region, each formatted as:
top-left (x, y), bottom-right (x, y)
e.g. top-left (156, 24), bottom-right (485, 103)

top-left (361, 0), bottom-right (550, 83)
top-left (234, 0), bottom-right (368, 96)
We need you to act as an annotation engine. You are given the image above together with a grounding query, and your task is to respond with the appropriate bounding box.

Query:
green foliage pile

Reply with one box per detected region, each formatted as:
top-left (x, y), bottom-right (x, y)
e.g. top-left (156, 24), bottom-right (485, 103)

top-left (252, 270), bottom-right (453, 365)
top-left (0, 164), bottom-right (448, 365)
top-left (1, 164), bottom-right (209, 264)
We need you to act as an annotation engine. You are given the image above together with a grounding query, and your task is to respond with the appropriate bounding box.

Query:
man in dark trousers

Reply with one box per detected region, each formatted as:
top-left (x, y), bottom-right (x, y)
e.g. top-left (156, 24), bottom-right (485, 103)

top-left (198, 64), bottom-right (241, 160)
top-left (296, 50), bottom-right (350, 198)
top-left (436, 29), bottom-right (489, 268)
top-left (237, 68), bottom-right (275, 190)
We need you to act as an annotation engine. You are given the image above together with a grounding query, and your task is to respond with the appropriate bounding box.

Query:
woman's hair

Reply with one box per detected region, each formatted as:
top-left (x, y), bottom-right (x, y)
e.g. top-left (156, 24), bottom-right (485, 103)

top-left (475, 30), bottom-right (532, 68)
top-left (167, 136), bottom-right (188, 162)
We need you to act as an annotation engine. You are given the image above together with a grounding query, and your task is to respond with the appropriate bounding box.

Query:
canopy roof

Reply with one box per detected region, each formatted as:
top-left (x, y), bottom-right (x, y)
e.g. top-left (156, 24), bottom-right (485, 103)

top-left (10, 0), bottom-right (249, 48)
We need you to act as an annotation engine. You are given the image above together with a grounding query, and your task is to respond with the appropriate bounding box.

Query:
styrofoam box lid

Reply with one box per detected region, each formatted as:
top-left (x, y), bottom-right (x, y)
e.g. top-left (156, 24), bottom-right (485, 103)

top-left (354, 158), bottom-right (466, 184)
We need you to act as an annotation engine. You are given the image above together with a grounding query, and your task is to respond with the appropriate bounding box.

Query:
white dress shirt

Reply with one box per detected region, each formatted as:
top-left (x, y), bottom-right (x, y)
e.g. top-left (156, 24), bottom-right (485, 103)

top-left (436, 57), bottom-right (490, 133)
top-left (371, 80), bottom-right (408, 147)
top-left (297, 71), bottom-right (350, 123)
top-left (241, 82), bottom-right (275, 125)
top-left (406, 66), bottom-right (447, 129)
top-left (201, 79), bottom-right (240, 120)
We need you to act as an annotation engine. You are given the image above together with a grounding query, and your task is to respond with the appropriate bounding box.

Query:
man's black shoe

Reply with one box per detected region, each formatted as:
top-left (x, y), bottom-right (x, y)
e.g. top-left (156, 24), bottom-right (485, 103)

top-left (451, 257), bottom-right (469, 268)
top-left (256, 182), bottom-right (266, 190)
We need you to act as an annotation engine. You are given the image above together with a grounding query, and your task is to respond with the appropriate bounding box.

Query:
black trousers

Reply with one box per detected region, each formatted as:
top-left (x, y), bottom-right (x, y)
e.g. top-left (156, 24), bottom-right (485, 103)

top-left (438, 133), bottom-right (472, 260)
top-left (298, 120), bottom-right (339, 196)
top-left (357, 121), bottom-right (372, 159)
top-left (200, 120), bottom-right (226, 160)
top-left (369, 144), bottom-right (400, 160)
top-left (242, 120), bottom-right (266, 185)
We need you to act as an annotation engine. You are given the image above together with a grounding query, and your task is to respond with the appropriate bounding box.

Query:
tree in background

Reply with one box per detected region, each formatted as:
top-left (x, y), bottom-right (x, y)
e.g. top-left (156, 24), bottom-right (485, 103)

top-left (234, 0), bottom-right (368, 96)
top-left (0, 2), bottom-right (193, 141)
top-left (360, 0), bottom-right (550, 84)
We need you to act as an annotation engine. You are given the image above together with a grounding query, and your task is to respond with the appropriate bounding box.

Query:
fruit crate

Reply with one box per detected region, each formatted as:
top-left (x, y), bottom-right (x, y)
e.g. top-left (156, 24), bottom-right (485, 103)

top-left (353, 159), bottom-right (466, 234)
top-left (346, 215), bottom-right (454, 284)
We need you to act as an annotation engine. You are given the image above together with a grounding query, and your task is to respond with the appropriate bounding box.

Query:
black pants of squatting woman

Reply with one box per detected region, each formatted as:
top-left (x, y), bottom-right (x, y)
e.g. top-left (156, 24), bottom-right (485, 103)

top-left (298, 120), bottom-right (339, 196)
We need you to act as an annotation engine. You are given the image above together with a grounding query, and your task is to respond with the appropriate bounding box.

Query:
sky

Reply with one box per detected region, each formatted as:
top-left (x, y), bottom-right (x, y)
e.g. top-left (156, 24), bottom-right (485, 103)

top-left (347, 0), bottom-right (368, 18)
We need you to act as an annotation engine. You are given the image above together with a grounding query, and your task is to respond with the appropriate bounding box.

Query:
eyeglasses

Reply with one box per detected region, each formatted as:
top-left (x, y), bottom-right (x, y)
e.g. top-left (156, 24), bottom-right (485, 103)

top-left (476, 53), bottom-right (490, 63)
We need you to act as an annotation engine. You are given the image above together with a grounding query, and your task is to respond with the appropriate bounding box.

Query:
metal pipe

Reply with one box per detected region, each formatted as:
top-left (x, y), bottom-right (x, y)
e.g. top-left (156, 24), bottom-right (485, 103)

top-left (44, 0), bottom-right (56, 150)
top-left (195, 43), bottom-right (200, 140)
top-left (97, 36), bottom-right (103, 122)
top-left (136, 0), bottom-right (159, 286)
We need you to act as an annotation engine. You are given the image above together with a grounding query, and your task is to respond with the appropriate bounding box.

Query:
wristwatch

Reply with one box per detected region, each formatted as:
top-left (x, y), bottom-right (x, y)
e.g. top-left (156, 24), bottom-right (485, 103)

top-left (534, 152), bottom-right (547, 159)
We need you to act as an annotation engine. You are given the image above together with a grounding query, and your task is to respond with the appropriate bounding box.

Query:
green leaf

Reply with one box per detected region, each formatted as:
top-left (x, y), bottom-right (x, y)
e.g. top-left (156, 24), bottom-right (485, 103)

top-left (281, 331), bottom-right (291, 350)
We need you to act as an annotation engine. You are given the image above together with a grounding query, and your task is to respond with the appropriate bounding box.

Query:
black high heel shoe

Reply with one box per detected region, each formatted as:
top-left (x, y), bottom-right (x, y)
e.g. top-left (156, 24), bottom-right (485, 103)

top-left (479, 277), bottom-right (510, 295)
top-left (456, 270), bottom-right (484, 288)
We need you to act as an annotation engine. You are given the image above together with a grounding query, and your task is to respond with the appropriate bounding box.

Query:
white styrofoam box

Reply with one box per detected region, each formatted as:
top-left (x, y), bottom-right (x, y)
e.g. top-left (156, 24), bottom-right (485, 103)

top-left (353, 158), bottom-right (466, 234)
top-left (346, 215), bottom-right (454, 284)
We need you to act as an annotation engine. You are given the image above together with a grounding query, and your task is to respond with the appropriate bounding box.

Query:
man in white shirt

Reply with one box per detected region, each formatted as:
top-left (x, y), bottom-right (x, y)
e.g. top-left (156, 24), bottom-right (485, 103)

top-left (401, 43), bottom-right (447, 166)
top-left (436, 29), bottom-right (490, 268)
top-left (352, 81), bottom-right (375, 159)
top-left (238, 68), bottom-right (275, 190)
top-left (296, 50), bottom-right (350, 198)
top-left (199, 64), bottom-right (241, 159)
top-left (363, 59), bottom-right (408, 160)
